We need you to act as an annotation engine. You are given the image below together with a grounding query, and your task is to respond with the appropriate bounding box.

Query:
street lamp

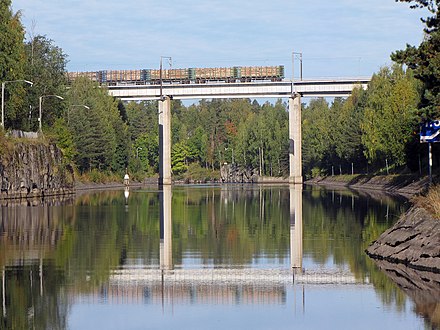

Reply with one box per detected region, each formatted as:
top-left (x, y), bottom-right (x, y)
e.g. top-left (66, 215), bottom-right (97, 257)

top-left (39, 94), bottom-right (64, 132)
top-left (292, 51), bottom-right (303, 81)
top-left (1, 79), bottom-right (33, 128)
top-left (68, 104), bottom-right (90, 124)
top-left (160, 56), bottom-right (172, 100)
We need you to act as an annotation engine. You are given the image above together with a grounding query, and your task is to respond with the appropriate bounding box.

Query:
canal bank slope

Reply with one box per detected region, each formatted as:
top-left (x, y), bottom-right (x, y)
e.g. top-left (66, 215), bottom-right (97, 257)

top-left (366, 206), bottom-right (440, 273)
top-left (306, 174), bottom-right (431, 196)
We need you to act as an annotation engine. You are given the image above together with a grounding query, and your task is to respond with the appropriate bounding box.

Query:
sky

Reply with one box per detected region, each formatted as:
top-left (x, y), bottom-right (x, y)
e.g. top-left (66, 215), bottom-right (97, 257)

top-left (11, 0), bottom-right (428, 79)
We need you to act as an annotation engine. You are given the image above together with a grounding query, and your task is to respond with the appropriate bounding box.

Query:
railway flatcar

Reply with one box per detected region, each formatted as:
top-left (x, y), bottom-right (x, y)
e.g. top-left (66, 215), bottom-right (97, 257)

top-left (67, 71), bottom-right (101, 82)
top-left (67, 65), bottom-right (284, 85)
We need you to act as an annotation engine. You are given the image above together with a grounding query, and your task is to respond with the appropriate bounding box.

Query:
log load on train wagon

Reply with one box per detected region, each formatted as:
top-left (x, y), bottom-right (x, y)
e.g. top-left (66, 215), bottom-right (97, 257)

top-left (67, 65), bottom-right (284, 85)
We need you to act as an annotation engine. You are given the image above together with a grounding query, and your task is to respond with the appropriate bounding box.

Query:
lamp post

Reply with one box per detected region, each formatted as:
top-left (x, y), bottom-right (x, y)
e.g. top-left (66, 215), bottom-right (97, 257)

top-left (39, 94), bottom-right (64, 132)
top-left (1, 79), bottom-right (33, 128)
top-left (292, 51), bottom-right (303, 81)
top-left (68, 104), bottom-right (89, 124)
top-left (160, 56), bottom-right (172, 100)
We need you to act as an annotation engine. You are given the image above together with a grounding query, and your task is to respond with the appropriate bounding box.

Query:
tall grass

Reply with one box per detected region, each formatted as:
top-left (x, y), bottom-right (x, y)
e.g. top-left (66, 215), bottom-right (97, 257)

top-left (0, 130), bottom-right (13, 156)
top-left (414, 185), bottom-right (440, 219)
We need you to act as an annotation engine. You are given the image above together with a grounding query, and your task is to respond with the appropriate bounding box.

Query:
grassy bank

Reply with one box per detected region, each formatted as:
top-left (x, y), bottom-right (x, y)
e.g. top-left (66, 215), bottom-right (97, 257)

top-left (414, 185), bottom-right (440, 219)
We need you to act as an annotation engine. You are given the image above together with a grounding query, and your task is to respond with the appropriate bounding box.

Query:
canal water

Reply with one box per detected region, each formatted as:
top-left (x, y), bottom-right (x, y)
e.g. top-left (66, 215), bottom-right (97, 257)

top-left (0, 184), bottom-right (435, 329)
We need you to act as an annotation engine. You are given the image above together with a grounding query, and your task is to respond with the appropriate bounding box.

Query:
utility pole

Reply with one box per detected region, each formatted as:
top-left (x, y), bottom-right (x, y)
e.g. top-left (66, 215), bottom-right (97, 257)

top-left (292, 51), bottom-right (303, 81)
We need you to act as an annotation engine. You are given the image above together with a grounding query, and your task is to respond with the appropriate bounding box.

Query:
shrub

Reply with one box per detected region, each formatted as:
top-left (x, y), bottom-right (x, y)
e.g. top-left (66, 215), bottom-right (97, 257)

top-left (184, 163), bottom-right (219, 182)
top-left (311, 167), bottom-right (325, 178)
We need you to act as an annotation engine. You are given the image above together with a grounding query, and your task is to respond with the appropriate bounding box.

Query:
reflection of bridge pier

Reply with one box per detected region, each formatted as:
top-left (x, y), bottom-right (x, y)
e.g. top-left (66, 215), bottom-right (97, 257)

top-left (290, 185), bottom-right (303, 271)
top-left (2, 267), bottom-right (5, 318)
top-left (160, 185), bottom-right (173, 270)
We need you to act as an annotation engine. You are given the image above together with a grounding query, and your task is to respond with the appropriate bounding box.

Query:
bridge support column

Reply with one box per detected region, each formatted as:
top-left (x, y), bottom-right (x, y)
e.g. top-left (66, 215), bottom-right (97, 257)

top-left (159, 96), bottom-right (172, 185)
top-left (289, 94), bottom-right (302, 184)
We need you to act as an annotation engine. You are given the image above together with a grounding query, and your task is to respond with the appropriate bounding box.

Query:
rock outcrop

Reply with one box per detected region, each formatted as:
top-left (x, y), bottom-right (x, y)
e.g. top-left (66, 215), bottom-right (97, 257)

top-left (220, 164), bottom-right (258, 183)
top-left (0, 141), bottom-right (74, 199)
top-left (366, 207), bottom-right (440, 273)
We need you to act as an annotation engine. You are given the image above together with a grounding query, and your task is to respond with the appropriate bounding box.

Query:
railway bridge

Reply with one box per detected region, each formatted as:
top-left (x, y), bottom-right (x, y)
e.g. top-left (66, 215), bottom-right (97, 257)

top-left (108, 78), bottom-right (370, 184)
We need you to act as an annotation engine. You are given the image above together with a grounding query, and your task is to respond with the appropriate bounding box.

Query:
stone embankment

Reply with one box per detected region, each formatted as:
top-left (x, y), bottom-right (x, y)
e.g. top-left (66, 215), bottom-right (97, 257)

top-left (307, 174), bottom-right (430, 196)
top-left (220, 164), bottom-right (289, 183)
top-left (366, 207), bottom-right (440, 273)
top-left (0, 141), bottom-right (74, 199)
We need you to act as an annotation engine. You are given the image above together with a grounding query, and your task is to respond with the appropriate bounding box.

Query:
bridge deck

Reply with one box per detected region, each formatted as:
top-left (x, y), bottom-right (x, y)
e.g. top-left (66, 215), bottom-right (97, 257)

top-left (108, 78), bottom-right (370, 100)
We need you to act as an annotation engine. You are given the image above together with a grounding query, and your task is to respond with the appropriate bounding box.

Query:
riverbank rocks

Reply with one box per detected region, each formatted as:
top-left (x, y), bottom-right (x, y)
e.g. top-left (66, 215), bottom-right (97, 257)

top-left (220, 164), bottom-right (258, 183)
top-left (0, 141), bottom-right (74, 199)
top-left (366, 207), bottom-right (440, 273)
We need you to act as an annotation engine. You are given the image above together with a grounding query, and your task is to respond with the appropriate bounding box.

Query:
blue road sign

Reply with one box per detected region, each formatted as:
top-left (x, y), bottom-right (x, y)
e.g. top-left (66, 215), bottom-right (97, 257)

top-left (420, 120), bottom-right (440, 143)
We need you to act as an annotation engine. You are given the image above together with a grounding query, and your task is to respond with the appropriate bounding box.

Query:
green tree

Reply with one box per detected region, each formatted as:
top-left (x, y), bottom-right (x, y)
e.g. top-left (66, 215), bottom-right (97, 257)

top-left (126, 100), bottom-right (157, 141)
top-left (187, 126), bottom-right (208, 165)
top-left (361, 66), bottom-right (420, 166)
top-left (172, 141), bottom-right (190, 175)
top-left (332, 91), bottom-right (367, 167)
top-left (302, 98), bottom-right (332, 176)
top-left (67, 77), bottom-right (127, 173)
top-left (111, 105), bottom-right (130, 174)
top-left (50, 117), bottom-right (76, 161)
top-left (0, 0), bottom-right (27, 129)
top-left (392, 0), bottom-right (440, 119)
top-left (134, 132), bottom-right (159, 174)
top-left (24, 35), bottom-right (68, 130)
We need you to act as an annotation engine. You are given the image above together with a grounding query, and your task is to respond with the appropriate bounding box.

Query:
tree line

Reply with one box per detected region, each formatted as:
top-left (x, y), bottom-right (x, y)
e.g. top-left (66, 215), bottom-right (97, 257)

top-left (302, 66), bottom-right (423, 177)
top-left (1, 0), bottom-right (439, 180)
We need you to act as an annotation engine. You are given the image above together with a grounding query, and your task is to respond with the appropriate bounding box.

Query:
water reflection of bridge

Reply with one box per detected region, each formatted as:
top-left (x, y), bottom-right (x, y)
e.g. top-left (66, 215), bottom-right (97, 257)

top-left (110, 268), bottom-right (361, 286)
top-left (90, 185), bottom-right (364, 306)
top-left (157, 185), bottom-right (307, 271)
top-left (85, 268), bottom-right (366, 306)
top-left (114, 185), bottom-right (363, 291)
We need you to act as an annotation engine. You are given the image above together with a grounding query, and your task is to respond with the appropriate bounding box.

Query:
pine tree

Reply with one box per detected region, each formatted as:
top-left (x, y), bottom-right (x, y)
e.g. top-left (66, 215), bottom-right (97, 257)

top-left (392, 0), bottom-right (440, 119)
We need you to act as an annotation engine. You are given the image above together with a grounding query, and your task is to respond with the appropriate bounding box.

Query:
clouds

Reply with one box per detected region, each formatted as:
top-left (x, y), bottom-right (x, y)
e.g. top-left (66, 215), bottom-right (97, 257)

top-left (12, 0), bottom-right (424, 77)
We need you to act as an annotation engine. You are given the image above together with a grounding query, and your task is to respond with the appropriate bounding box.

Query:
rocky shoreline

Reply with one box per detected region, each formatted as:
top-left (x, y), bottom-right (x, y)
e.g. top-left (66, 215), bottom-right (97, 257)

top-left (366, 207), bottom-right (440, 273)
top-left (306, 174), bottom-right (431, 196)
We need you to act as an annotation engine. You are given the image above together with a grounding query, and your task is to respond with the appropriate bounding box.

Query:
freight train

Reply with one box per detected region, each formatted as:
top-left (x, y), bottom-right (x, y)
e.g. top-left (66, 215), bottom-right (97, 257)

top-left (67, 65), bottom-right (285, 85)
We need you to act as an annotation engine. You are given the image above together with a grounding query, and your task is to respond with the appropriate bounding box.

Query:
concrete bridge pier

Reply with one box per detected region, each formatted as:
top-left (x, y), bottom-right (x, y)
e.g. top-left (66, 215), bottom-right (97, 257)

top-left (289, 94), bottom-right (303, 184)
top-left (159, 96), bottom-right (172, 185)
